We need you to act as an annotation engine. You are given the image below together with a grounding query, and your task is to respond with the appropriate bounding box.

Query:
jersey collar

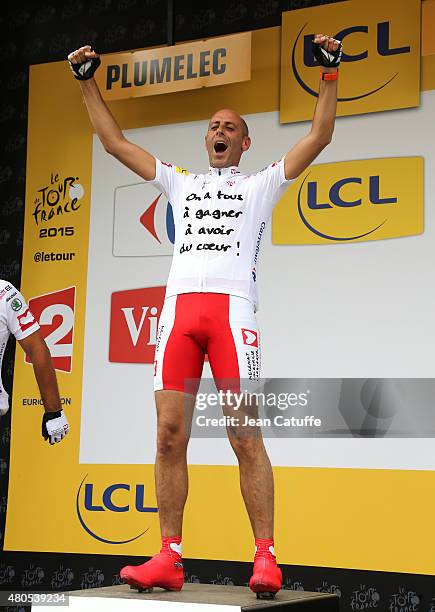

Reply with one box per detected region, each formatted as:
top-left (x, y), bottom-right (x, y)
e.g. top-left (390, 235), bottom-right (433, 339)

top-left (208, 166), bottom-right (241, 177)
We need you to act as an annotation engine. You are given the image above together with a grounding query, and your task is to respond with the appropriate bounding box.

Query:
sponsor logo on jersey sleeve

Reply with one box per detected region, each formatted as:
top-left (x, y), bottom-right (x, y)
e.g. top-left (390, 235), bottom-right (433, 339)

top-left (10, 298), bottom-right (23, 312)
top-left (0, 285), bottom-right (12, 301)
top-left (17, 309), bottom-right (36, 332)
top-left (176, 166), bottom-right (189, 175)
top-left (6, 291), bottom-right (17, 302)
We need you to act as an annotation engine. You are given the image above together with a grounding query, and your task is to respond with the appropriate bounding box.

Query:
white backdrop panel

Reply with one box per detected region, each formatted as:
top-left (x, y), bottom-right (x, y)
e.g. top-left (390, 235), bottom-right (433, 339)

top-left (80, 91), bottom-right (435, 469)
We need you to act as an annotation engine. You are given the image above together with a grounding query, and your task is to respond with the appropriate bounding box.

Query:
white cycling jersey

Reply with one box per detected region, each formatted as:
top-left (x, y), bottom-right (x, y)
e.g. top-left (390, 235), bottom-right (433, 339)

top-left (0, 280), bottom-right (39, 415)
top-left (148, 157), bottom-right (293, 310)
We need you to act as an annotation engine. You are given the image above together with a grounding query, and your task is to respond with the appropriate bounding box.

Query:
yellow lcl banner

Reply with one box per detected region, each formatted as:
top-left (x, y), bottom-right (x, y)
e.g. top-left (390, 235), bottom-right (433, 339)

top-left (272, 157), bottom-right (424, 245)
top-left (95, 32), bottom-right (251, 100)
top-left (280, 0), bottom-right (421, 123)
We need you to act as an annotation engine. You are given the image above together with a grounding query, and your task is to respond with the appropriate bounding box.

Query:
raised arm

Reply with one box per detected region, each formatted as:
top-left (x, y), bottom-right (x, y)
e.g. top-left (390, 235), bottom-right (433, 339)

top-left (68, 45), bottom-right (156, 181)
top-left (284, 34), bottom-right (341, 181)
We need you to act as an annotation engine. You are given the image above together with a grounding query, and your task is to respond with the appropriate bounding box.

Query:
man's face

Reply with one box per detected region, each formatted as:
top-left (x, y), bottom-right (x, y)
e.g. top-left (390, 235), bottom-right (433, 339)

top-left (205, 109), bottom-right (251, 168)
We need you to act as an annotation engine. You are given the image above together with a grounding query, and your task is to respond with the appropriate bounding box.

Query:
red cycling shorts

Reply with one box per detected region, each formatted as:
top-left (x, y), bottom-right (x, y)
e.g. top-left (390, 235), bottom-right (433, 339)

top-left (154, 293), bottom-right (261, 394)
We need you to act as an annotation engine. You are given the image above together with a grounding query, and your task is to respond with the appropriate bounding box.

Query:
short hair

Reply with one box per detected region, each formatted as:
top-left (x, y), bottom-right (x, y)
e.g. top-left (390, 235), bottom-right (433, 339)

top-left (241, 117), bottom-right (249, 137)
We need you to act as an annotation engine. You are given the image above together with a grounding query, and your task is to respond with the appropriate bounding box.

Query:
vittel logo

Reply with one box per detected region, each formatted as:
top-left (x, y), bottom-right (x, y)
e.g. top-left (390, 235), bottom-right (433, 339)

top-left (109, 286), bottom-right (166, 363)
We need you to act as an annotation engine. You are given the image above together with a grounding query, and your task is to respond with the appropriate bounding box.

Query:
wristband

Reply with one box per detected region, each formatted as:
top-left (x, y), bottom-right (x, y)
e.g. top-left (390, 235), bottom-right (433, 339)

top-left (321, 69), bottom-right (339, 81)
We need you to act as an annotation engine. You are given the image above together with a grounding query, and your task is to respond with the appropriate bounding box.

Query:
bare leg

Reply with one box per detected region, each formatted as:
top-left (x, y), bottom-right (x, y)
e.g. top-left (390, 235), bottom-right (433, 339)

top-left (226, 402), bottom-right (274, 539)
top-left (154, 390), bottom-right (195, 537)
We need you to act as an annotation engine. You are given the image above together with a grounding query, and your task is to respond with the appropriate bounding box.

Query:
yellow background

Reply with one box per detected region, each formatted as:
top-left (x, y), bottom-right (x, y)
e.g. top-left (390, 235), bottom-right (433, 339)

top-left (280, 0), bottom-right (421, 123)
top-left (273, 157), bottom-right (424, 245)
top-left (5, 15), bottom-right (435, 576)
top-left (95, 33), bottom-right (252, 100)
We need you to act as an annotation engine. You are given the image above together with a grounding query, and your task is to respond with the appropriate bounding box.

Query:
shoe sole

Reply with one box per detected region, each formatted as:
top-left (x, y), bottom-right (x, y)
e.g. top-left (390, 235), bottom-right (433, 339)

top-left (121, 576), bottom-right (183, 593)
top-left (250, 581), bottom-right (279, 599)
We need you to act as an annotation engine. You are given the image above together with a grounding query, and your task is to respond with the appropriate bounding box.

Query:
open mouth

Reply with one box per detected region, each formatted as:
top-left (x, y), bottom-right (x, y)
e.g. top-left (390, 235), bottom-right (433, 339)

top-left (214, 141), bottom-right (228, 153)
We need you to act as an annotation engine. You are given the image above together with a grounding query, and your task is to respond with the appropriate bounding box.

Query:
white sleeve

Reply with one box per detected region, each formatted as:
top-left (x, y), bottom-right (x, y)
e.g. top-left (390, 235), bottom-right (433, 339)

top-left (147, 158), bottom-right (189, 207)
top-left (252, 157), bottom-right (294, 220)
top-left (3, 285), bottom-right (39, 341)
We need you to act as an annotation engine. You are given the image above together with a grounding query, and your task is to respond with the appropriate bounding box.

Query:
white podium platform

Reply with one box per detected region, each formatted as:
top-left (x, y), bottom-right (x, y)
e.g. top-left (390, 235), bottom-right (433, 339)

top-left (47, 583), bottom-right (340, 611)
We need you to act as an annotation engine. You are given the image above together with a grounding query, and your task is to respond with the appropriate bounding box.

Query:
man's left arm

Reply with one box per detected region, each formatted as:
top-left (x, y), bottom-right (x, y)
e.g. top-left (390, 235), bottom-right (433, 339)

top-left (284, 34), bottom-right (342, 181)
top-left (19, 331), bottom-right (69, 444)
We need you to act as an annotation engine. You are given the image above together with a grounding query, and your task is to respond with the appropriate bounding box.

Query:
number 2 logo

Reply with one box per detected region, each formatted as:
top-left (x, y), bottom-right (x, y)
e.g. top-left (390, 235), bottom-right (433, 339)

top-left (26, 287), bottom-right (76, 373)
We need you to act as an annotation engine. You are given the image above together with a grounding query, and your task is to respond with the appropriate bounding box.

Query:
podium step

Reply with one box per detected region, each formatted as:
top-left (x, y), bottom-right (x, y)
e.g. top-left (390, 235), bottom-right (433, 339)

top-left (62, 583), bottom-right (340, 611)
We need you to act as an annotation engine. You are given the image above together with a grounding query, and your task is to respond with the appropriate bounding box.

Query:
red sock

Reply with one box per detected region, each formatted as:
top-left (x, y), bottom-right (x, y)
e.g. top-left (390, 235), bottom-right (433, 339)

top-left (161, 536), bottom-right (182, 557)
top-left (255, 538), bottom-right (275, 556)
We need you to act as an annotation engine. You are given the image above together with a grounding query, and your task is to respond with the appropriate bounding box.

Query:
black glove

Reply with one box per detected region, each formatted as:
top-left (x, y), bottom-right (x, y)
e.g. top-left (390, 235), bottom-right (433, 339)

top-left (68, 53), bottom-right (101, 81)
top-left (42, 410), bottom-right (70, 445)
top-left (312, 39), bottom-right (342, 68)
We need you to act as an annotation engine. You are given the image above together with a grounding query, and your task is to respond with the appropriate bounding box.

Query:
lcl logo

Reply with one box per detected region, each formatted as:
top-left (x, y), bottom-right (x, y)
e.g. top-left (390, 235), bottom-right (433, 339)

top-left (272, 157), bottom-right (423, 246)
top-left (76, 475), bottom-right (158, 545)
top-left (292, 21), bottom-right (411, 101)
top-left (298, 172), bottom-right (396, 241)
top-left (306, 175), bottom-right (396, 209)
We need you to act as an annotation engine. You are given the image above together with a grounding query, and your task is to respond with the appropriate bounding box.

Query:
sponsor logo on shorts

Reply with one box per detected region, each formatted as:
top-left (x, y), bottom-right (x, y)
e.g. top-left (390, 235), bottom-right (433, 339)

top-left (241, 328), bottom-right (259, 347)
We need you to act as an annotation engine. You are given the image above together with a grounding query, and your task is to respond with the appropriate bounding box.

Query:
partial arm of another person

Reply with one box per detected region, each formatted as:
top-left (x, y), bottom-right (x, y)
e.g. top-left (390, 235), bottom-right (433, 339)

top-left (68, 45), bottom-right (156, 181)
top-left (19, 331), bottom-right (69, 444)
top-left (284, 34), bottom-right (341, 181)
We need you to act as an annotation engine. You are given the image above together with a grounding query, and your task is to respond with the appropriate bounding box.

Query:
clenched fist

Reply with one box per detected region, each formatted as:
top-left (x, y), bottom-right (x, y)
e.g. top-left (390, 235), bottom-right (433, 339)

top-left (68, 45), bottom-right (101, 80)
top-left (312, 34), bottom-right (342, 70)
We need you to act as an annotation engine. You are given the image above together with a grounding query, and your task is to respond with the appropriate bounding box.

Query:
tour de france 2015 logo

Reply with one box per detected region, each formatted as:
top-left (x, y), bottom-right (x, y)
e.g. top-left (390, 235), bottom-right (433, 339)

top-left (272, 157), bottom-right (423, 245)
top-left (76, 474), bottom-right (158, 545)
top-left (280, 0), bottom-right (420, 123)
top-left (32, 171), bottom-right (85, 236)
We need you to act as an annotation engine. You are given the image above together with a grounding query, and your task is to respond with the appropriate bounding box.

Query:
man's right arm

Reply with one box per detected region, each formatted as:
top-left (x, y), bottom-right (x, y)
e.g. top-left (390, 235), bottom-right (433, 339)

top-left (68, 46), bottom-right (156, 181)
